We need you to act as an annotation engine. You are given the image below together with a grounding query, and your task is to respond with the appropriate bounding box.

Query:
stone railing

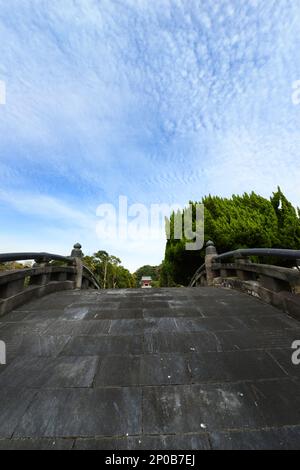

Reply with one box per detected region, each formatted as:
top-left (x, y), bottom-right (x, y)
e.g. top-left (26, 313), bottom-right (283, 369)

top-left (0, 243), bottom-right (100, 316)
top-left (190, 241), bottom-right (300, 319)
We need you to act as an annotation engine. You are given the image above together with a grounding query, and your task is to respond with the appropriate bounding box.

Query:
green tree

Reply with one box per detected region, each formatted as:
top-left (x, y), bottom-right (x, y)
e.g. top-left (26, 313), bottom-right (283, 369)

top-left (83, 251), bottom-right (134, 289)
top-left (161, 189), bottom-right (300, 286)
top-left (271, 187), bottom-right (300, 249)
top-left (94, 250), bottom-right (110, 289)
top-left (0, 261), bottom-right (29, 272)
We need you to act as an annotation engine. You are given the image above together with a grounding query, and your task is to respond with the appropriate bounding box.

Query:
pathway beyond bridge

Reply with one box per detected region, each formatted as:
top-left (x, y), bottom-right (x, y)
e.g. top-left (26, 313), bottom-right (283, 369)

top-left (0, 286), bottom-right (300, 449)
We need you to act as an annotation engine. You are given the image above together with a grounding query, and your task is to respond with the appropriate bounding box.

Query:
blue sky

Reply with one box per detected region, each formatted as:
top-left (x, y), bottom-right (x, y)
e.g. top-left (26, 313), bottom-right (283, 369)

top-left (0, 0), bottom-right (300, 271)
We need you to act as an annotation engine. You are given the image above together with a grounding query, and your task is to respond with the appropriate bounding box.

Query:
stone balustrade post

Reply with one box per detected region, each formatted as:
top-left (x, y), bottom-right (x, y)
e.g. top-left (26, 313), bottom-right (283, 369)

top-left (205, 240), bottom-right (218, 286)
top-left (31, 256), bottom-right (50, 286)
top-left (235, 254), bottom-right (252, 281)
top-left (71, 243), bottom-right (83, 289)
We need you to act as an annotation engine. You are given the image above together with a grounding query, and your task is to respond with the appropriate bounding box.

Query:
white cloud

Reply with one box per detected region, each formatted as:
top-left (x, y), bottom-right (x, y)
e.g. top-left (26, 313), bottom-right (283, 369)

top-left (0, 189), bottom-right (167, 271)
top-left (0, 0), bottom-right (300, 268)
top-left (0, 189), bottom-right (95, 229)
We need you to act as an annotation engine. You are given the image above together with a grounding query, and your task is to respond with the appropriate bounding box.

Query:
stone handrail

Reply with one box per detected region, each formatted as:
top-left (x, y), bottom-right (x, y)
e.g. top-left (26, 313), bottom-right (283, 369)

top-left (0, 243), bottom-right (100, 316)
top-left (190, 241), bottom-right (300, 319)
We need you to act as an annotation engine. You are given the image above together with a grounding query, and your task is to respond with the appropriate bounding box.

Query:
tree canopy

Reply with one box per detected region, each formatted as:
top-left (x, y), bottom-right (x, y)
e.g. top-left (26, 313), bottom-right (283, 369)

top-left (160, 188), bottom-right (300, 286)
top-left (83, 251), bottom-right (134, 289)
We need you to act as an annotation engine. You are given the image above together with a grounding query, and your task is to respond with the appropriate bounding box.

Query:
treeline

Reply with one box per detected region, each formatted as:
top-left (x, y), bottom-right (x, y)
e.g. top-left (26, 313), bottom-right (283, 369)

top-left (0, 261), bottom-right (30, 271)
top-left (83, 255), bottom-right (163, 289)
top-left (160, 188), bottom-right (300, 286)
top-left (83, 251), bottom-right (135, 289)
top-left (0, 252), bottom-right (136, 289)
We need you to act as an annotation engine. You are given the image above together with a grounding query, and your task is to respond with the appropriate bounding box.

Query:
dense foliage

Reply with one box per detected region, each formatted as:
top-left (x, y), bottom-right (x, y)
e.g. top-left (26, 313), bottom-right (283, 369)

top-left (160, 188), bottom-right (300, 286)
top-left (83, 250), bottom-right (135, 289)
top-left (0, 261), bottom-right (29, 271)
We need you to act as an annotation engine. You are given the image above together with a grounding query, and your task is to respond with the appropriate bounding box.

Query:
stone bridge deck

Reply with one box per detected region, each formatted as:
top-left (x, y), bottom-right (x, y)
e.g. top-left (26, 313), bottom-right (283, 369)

top-left (0, 287), bottom-right (300, 450)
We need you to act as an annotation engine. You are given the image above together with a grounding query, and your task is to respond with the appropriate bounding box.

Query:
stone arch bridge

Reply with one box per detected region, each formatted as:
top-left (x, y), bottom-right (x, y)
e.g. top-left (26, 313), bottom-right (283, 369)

top-left (0, 242), bottom-right (300, 450)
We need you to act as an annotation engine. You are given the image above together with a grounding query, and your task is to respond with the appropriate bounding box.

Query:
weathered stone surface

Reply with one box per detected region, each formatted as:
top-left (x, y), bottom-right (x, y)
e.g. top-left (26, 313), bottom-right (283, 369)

top-left (213, 329), bottom-right (298, 351)
top-left (14, 294), bottom-right (74, 311)
top-left (61, 334), bottom-right (143, 356)
top-left (94, 355), bottom-right (141, 387)
top-left (0, 309), bottom-right (35, 322)
top-left (143, 307), bottom-right (203, 318)
top-left (0, 438), bottom-right (74, 450)
top-left (142, 383), bottom-right (261, 434)
top-left (142, 300), bottom-right (170, 309)
top-left (244, 378), bottom-right (300, 427)
top-left (143, 332), bottom-right (220, 354)
top-left (0, 388), bottom-right (36, 438)
top-left (74, 433), bottom-right (210, 450)
top-left (20, 309), bottom-right (64, 321)
top-left (233, 314), bottom-right (300, 330)
top-left (108, 319), bottom-right (145, 336)
top-left (61, 306), bottom-right (90, 320)
top-left (187, 350), bottom-right (287, 382)
top-left (268, 348), bottom-right (300, 377)
top-left (0, 320), bottom-right (53, 337)
top-left (143, 379), bottom-right (300, 434)
top-left (85, 308), bottom-right (143, 320)
top-left (43, 319), bottom-right (95, 336)
top-left (210, 427), bottom-right (300, 450)
top-left (14, 388), bottom-right (142, 438)
top-left (143, 316), bottom-right (241, 333)
top-left (3, 334), bottom-right (71, 361)
top-left (117, 301), bottom-right (145, 310)
top-left (94, 350), bottom-right (286, 387)
top-left (0, 356), bottom-right (99, 388)
top-left (0, 286), bottom-right (300, 449)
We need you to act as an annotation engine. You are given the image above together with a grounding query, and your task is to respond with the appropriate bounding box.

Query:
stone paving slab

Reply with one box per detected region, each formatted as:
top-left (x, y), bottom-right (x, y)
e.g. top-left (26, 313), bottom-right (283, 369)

top-left (0, 356), bottom-right (99, 388)
top-left (94, 350), bottom-right (286, 387)
top-left (0, 287), bottom-right (300, 449)
top-left (268, 348), bottom-right (300, 377)
top-left (0, 388), bottom-right (37, 438)
top-left (0, 320), bottom-right (54, 337)
top-left (143, 307), bottom-right (204, 318)
top-left (142, 379), bottom-right (300, 434)
top-left (107, 319), bottom-right (145, 336)
top-left (213, 329), bottom-right (298, 351)
top-left (142, 382), bottom-right (261, 434)
top-left (3, 334), bottom-right (71, 361)
top-left (234, 314), bottom-right (300, 330)
top-left (43, 319), bottom-right (95, 336)
top-left (143, 316), bottom-right (240, 333)
top-left (85, 308), bottom-right (144, 320)
top-left (14, 388), bottom-right (142, 438)
top-left (61, 334), bottom-right (143, 356)
top-left (210, 427), bottom-right (300, 450)
top-left (143, 332), bottom-right (221, 354)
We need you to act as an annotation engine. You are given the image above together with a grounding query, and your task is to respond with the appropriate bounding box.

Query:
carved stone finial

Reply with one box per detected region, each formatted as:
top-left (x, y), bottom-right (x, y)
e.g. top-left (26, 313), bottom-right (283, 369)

top-left (71, 243), bottom-right (83, 258)
top-left (205, 240), bottom-right (217, 255)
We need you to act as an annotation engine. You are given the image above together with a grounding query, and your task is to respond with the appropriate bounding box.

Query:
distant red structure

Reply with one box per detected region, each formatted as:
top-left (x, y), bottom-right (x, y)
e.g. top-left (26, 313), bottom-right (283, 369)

top-left (141, 276), bottom-right (152, 288)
